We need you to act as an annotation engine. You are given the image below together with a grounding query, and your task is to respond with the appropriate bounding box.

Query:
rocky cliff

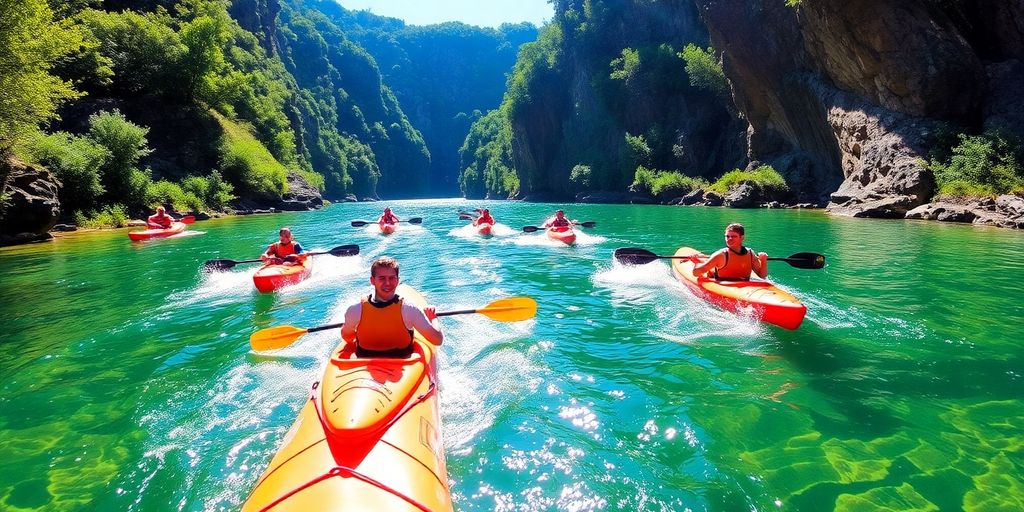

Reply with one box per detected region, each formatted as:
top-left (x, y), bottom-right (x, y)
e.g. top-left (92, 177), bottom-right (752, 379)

top-left (694, 0), bottom-right (1024, 218)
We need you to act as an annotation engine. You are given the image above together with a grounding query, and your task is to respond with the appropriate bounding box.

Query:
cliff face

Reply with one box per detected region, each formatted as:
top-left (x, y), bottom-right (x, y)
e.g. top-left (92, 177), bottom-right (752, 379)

top-left (509, 0), bottom-right (745, 199)
top-left (695, 0), bottom-right (1024, 216)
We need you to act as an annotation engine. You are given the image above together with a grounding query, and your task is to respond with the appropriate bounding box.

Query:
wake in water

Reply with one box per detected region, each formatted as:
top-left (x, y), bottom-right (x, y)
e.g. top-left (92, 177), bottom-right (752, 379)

top-left (448, 223), bottom-right (519, 238)
top-left (511, 229), bottom-right (607, 247)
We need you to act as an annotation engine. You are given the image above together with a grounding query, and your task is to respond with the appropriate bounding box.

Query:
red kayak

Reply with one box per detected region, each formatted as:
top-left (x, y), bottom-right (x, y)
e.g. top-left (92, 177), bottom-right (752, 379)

top-left (476, 222), bottom-right (493, 236)
top-left (253, 258), bottom-right (313, 293)
top-left (546, 226), bottom-right (576, 245)
top-left (670, 247), bottom-right (806, 330)
top-left (379, 221), bottom-right (397, 235)
top-left (128, 222), bottom-right (186, 241)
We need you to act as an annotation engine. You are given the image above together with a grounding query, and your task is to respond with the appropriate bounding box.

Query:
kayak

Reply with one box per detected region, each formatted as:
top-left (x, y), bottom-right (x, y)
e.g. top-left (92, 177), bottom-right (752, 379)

top-left (252, 258), bottom-right (313, 293)
top-left (242, 285), bottom-right (452, 512)
top-left (379, 221), bottom-right (397, 235)
top-left (546, 226), bottom-right (576, 245)
top-left (127, 222), bottom-right (186, 241)
top-left (476, 222), bottom-right (493, 236)
top-left (670, 247), bottom-right (807, 330)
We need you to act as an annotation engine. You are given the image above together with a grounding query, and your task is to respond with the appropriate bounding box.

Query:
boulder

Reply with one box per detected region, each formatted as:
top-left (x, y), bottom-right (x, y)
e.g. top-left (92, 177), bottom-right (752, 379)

top-left (0, 157), bottom-right (61, 242)
top-left (277, 172), bottom-right (323, 211)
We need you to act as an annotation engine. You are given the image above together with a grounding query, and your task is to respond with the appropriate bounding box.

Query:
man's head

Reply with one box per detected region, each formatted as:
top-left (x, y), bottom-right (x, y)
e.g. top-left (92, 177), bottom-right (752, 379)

top-left (555, 210), bottom-right (565, 218)
top-left (279, 227), bottom-right (292, 243)
top-left (156, 206), bottom-right (165, 215)
top-left (370, 256), bottom-right (400, 299)
top-left (725, 223), bottom-right (745, 250)
top-left (482, 208), bottom-right (489, 214)
top-left (384, 207), bottom-right (392, 214)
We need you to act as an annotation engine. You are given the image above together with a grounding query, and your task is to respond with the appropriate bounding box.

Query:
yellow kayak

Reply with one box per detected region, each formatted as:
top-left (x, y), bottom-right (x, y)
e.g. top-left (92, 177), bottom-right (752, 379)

top-left (243, 285), bottom-right (452, 511)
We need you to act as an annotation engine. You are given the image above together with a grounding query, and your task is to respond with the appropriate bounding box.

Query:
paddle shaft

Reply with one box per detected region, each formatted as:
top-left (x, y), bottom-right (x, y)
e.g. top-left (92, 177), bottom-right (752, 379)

top-left (297, 309), bottom-right (482, 334)
top-left (656, 254), bottom-right (807, 264)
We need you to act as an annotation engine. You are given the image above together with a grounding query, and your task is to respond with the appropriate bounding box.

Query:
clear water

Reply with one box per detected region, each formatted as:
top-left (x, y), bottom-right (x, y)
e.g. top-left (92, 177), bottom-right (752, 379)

top-left (1, 200), bottom-right (1021, 511)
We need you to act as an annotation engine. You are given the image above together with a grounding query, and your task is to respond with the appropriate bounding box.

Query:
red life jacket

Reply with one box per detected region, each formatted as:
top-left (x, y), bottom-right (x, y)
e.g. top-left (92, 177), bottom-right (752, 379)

top-left (356, 295), bottom-right (413, 352)
top-left (267, 241), bottom-right (299, 257)
top-left (148, 214), bottom-right (172, 228)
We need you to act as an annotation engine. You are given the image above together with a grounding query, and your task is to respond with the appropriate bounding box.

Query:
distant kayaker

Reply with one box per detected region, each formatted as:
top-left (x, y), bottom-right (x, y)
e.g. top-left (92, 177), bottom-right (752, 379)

top-left (474, 208), bottom-right (495, 226)
top-left (147, 206), bottom-right (173, 229)
top-left (378, 207), bottom-right (400, 225)
top-left (261, 227), bottom-right (304, 265)
top-left (543, 210), bottom-right (575, 229)
top-left (341, 256), bottom-right (443, 357)
top-left (689, 223), bottom-right (768, 281)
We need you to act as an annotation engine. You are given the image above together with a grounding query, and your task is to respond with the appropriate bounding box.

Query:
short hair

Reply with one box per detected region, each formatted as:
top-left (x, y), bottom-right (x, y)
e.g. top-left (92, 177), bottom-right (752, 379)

top-left (156, 206), bottom-right (165, 212)
top-left (279, 227), bottom-right (291, 235)
top-left (371, 256), bottom-right (399, 277)
top-left (726, 223), bottom-right (745, 235)
top-left (556, 209), bottom-right (564, 214)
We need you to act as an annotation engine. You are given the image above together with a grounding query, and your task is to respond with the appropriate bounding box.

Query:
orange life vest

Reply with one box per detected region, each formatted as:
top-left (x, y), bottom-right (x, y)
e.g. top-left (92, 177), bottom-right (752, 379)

top-left (712, 247), bottom-right (756, 280)
top-left (356, 295), bottom-right (413, 352)
top-left (549, 217), bottom-right (570, 228)
top-left (267, 241), bottom-right (299, 258)
top-left (475, 214), bottom-right (494, 225)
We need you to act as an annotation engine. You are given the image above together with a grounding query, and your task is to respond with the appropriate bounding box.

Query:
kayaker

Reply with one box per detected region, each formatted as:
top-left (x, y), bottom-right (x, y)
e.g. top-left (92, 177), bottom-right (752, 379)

top-left (378, 207), bottom-right (400, 225)
top-left (147, 207), bottom-right (173, 229)
top-left (474, 208), bottom-right (495, 226)
top-left (341, 256), bottom-right (443, 357)
top-left (261, 227), bottom-right (304, 265)
top-left (689, 223), bottom-right (768, 280)
top-left (543, 210), bottom-right (574, 229)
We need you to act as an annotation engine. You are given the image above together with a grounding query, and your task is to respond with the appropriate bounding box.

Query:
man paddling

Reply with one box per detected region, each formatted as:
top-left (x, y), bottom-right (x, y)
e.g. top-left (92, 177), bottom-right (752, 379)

top-left (688, 223), bottom-right (768, 280)
top-left (341, 256), bottom-right (443, 358)
top-left (147, 206), bottom-right (174, 229)
top-left (542, 209), bottom-right (575, 229)
top-left (474, 208), bottom-right (495, 226)
top-left (261, 227), bottom-right (304, 266)
top-left (378, 207), bottom-right (400, 225)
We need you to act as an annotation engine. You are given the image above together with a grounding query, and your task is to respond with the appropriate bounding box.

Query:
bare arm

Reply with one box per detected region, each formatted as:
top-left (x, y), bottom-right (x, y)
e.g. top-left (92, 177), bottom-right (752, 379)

top-left (407, 305), bottom-right (443, 345)
top-left (752, 252), bottom-right (768, 279)
top-left (691, 251), bottom-right (724, 277)
top-left (340, 303), bottom-right (360, 344)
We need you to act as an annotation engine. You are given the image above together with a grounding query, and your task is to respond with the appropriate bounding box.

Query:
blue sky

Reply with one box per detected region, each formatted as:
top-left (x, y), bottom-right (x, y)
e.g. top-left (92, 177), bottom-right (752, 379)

top-left (334, 0), bottom-right (554, 28)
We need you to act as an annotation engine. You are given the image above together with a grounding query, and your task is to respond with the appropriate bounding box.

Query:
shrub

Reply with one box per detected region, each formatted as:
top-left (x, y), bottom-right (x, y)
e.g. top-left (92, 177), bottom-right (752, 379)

top-left (651, 172), bottom-right (707, 198)
top-left (708, 165), bottom-right (788, 194)
top-left (929, 129), bottom-right (1024, 197)
top-left (631, 166), bottom-right (657, 194)
top-left (679, 44), bottom-right (728, 99)
top-left (216, 113), bottom-right (287, 200)
top-left (570, 164), bottom-right (592, 188)
top-left (182, 171), bottom-right (235, 211)
top-left (88, 110), bottom-right (152, 211)
top-left (146, 180), bottom-right (204, 213)
top-left (29, 132), bottom-right (109, 215)
top-left (74, 204), bottom-right (129, 228)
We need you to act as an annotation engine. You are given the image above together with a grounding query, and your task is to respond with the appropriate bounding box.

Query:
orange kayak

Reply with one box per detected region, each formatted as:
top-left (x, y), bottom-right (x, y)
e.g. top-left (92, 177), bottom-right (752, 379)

top-left (127, 222), bottom-right (186, 241)
top-left (546, 226), bottom-right (576, 245)
top-left (379, 221), bottom-right (397, 234)
top-left (252, 258), bottom-right (313, 293)
top-left (476, 222), bottom-right (493, 236)
top-left (671, 247), bottom-right (807, 330)
top-left (243, 285), bottom-right (452, 512)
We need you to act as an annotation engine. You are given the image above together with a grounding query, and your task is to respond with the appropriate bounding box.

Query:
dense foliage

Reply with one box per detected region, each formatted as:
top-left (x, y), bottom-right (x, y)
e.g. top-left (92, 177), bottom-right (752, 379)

top-left (929, 129), bottom-right (1024, 197)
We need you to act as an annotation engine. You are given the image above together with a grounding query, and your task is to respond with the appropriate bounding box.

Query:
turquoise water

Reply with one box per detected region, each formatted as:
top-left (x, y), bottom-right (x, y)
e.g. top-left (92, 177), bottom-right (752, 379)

top-left (0, 200), bottom-right (1021, 511)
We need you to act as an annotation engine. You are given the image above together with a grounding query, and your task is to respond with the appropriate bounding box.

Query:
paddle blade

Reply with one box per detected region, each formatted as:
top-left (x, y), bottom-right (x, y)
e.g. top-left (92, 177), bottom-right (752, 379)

top-left (476, 297), bottom-right (537, 322)
top-left (614, 248), bottom-right (659, 266)
top-left (407, 217), bottom-right (423, 224)
top-left (351, 220), bottom-right (370, 227)
top-left (522, 226), bottom-right (540, 233)
top-left (250, 325), bottom-right (310, 351)
top-left (458, 213), bottom-right (473, 220)
top-left (577, 221), bottom-right (596, 228)
top-left (180, 215), bottom-right (195, 224)
top-left (328, 244), bottom-right (360, 257)
top-left (203, 259), bottom-right (237, 271)
top-left (782, 252), bottom-right (826, 269)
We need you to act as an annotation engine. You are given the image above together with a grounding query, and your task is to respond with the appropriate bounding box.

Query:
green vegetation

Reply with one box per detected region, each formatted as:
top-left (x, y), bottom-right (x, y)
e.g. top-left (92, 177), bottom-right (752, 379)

top-left (0, 0), bottom-right (85, 152)
top-left (928, 129), bottom-right (1024, 197)
top-left (707, 165), bottom-right (789, 194)
top-left (74, 204), bottom-right (129, 229)
top-left (632, 167), bottom-right (708, 198)
top-left (679, 44), bottom-right (729, 99)
top-left (215, 112), bottom-right (287, 200)
top-left (459, 109), bottom-right (517, 198)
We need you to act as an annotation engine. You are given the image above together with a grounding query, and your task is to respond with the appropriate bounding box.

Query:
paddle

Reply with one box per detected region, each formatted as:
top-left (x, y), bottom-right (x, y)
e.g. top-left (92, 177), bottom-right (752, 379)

top-left (202, 244), bottom-right (360, 272)
top-left (613, 248), bottom-right (826, 270)
top-left (522, 221), bottom-right (596, 233)
top-left (351, 217), bottom-right (423, 227)
top-left (249, 296), bottom-right (538, 351)
top-left (458, 212), bottom-right (474, 220)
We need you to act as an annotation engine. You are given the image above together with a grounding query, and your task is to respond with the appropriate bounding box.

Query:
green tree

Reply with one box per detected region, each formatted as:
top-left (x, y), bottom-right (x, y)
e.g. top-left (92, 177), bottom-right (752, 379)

top-left (179, 14), bottom-right (229, 103)
top-left (679, 44), bottom-right (729, 99)
top-left (78, 9), bottom-right (185, 96)
top-left (28, 132), bottom-right (109, 215)
top-left (88, 110), bottom-right (152, 212)
top-left (0, 0), bottom-right (85, 152)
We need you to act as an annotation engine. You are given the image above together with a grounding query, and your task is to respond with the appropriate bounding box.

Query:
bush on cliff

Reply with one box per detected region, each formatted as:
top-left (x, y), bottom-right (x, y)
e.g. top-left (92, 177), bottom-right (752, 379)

top-left (929, 129), bottom-right (1024, 197)
top-left (707, 165), bottom-right (788, 194)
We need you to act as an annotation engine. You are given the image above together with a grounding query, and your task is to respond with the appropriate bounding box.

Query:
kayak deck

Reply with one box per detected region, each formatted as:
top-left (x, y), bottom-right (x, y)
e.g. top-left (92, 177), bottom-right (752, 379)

top-left (252, 259), bottom-right (313, 293)
top-left (671, 247), bottom-right (807, 330)
top-left (127, 222), bottom-right (186, 241)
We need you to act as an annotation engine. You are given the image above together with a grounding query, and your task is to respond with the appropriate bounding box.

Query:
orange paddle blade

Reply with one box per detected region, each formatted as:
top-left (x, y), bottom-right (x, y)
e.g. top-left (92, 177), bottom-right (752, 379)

top-left (249, 325), bottom-right (309, 351)
top-left (476, 297), bottom-right (537, 322)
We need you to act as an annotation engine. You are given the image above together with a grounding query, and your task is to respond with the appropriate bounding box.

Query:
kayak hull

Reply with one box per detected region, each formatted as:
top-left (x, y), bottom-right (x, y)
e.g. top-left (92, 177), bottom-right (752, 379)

top-left (253, 259), bottom-right (313, 293)
top-left (242, 285), bottom-right (451, 512)
top-left (476, 223), bottom-right (493, 236)
top-left (379, 222), bottom-right (397, 234)
top-left (127, 222), bottom-right (186, 241)
top-left (671, 247), bottom-right (806, 330)
top-left (546, 227), bottom-right (576, 245)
